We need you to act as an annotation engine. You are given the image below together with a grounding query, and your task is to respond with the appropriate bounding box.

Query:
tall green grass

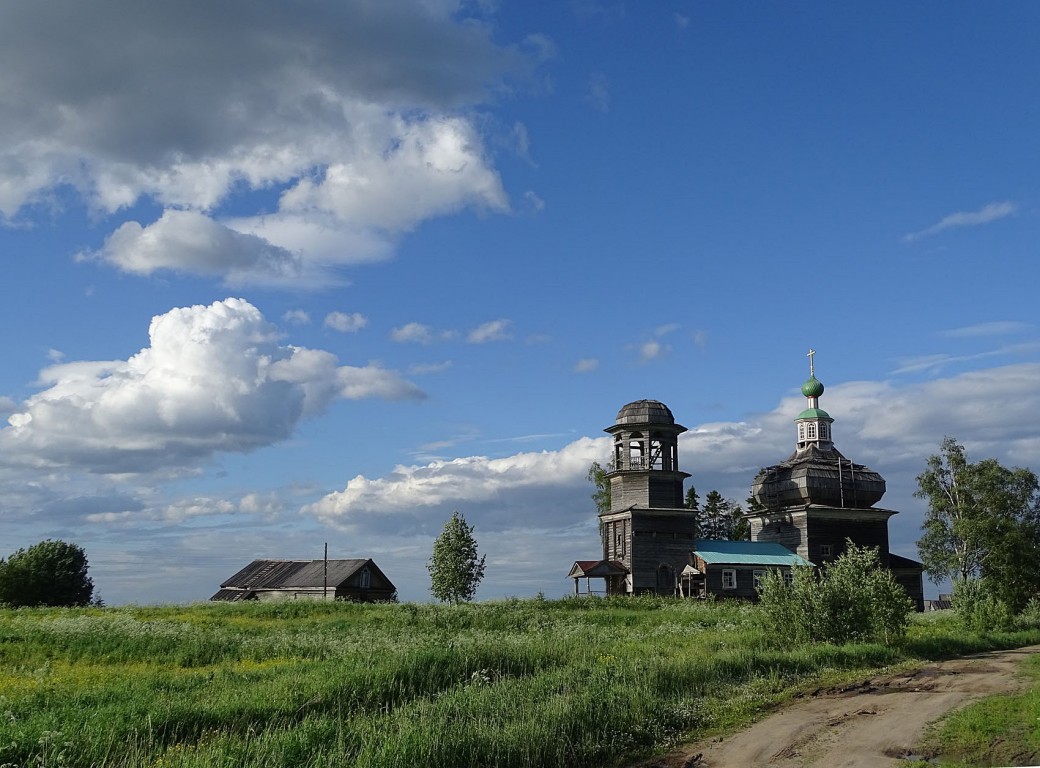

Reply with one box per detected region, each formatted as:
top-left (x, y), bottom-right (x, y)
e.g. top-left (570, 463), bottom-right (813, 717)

top-left (1, 598), bottom-right (1037, 768)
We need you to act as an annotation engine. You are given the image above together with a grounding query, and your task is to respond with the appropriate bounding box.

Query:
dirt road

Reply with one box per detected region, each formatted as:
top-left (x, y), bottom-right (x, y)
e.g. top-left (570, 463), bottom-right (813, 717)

top-left (645, 645), bottom-right (1039, 768)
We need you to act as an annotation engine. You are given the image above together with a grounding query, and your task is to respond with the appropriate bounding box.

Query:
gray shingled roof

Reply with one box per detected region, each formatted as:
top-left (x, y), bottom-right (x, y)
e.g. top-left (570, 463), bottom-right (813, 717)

top-left (220, 559), bottom-right (370, 589)
top-left (615, 399), bottom-right (675, 426)
top-left (888, 553), bottom-right (924, 570)
top-left (210, 588), bottom-right (255, 601)
top-left (752, 443), bottom-right (886, 511)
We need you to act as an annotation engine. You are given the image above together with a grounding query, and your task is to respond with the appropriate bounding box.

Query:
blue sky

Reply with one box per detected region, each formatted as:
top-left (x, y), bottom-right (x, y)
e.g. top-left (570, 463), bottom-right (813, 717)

top-left (2, 1), bottom-right (1039, 604)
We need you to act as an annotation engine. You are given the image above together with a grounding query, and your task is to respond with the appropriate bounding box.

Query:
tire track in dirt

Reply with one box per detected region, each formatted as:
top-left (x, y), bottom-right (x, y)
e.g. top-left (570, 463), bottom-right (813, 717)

top-left (640, 645), bottom-right (1039, 768)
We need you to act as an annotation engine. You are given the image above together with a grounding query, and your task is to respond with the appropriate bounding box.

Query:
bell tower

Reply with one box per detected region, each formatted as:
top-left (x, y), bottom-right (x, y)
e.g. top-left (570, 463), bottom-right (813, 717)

top-left (599, 400), bottom-right (696, 595)
top-left (607, 399), bottom-right (688, 510)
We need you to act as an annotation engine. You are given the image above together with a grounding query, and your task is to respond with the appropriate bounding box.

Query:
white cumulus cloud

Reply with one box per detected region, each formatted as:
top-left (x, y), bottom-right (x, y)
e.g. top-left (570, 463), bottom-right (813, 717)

top-left (391, 322), bottom-right (448, 344)
top-left (1, 298), bottom-right (423, 475)
top-left (324, 312), bottom-right (367, 333)
top-left (301, 364), bottom-right (1040, 554)
top-left (638, 339), bottom-right (668, 361)
top-left (303, 436), bottom-right (607, 532)
top-left (467, 319), bottom-right (512, 344)
top-left (81, 209), bottom-right (302, 285)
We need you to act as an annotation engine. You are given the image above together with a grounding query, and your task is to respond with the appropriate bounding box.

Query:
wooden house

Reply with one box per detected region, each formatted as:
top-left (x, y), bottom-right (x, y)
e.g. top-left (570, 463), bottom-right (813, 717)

top-left (685, 539), bottom-right (811, 599)
top-left (210, 558), bottom-right (396, 603)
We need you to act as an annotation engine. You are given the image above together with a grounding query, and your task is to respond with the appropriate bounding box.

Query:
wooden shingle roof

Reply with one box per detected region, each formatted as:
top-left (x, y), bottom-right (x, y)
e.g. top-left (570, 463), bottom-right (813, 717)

top-left (888, 552), bottom-right (924, 570)
top-left (220, 559), bottom-right (371, 589)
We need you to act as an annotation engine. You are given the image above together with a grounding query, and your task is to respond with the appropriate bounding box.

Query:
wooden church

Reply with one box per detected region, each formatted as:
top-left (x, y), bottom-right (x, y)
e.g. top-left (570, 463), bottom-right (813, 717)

top-left (568, 354), bottom-right (924, 609)
top-left (748, 354), bottom-right (924, 609)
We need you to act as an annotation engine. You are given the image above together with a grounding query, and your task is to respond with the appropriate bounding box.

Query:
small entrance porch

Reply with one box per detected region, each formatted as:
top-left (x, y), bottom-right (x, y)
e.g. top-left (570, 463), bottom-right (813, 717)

top-left (567, 559), bottom-right (628, 596)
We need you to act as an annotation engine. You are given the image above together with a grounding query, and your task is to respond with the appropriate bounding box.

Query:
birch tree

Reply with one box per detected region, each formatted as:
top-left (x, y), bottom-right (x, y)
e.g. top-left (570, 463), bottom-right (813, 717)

top-left (428, 511), bottom-right (486, 604)
top-left (915, 437), bottom-right (1040, 611)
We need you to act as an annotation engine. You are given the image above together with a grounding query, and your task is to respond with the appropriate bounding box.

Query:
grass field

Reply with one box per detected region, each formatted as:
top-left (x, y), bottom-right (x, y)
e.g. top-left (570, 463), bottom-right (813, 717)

top-left (1, 598), bottom-right (1038, 768)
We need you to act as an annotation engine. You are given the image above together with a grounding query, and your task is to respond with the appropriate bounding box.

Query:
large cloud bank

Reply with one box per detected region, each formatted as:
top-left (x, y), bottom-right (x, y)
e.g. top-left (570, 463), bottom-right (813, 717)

top-left (305, 436), bottom-right (607, 532)
top-left (304, 364), bottom-right (1040, 539)
top-left (1, 2), bottom-right (530, 284)
top-left (2, 298), bottom-right (423, 474)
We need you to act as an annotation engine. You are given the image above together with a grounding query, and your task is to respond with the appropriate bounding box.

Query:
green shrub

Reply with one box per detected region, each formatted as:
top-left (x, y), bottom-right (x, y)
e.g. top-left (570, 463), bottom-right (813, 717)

top-left (0, 539), bottom-right (94, 607)
top-left (759, 541), bottom-right (914, 644)
top-left (1016, 597), bottom-right (1040, 630)
top-left (953, 577), bottom-right (1015, 632)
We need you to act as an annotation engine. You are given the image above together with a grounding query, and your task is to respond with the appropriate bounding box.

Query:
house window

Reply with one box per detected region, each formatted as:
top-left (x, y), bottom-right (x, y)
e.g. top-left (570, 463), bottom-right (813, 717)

top-left (820, 544), bottom-right (833, 559)
top-left (783, 571), bottom-right (794, 587)
top-left (753, 570), bottom-right (766, 591)
top-left (360, 568), bottom-right (371, 589)
top-left (722, 569), bottom-right (737, 590)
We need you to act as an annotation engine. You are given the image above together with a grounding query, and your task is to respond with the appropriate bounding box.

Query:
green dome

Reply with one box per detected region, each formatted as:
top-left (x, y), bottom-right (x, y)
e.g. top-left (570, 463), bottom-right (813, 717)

top-left (796, 407), bottom-right (833, 421)
top-left (801, 375), bottom-right (825, 398)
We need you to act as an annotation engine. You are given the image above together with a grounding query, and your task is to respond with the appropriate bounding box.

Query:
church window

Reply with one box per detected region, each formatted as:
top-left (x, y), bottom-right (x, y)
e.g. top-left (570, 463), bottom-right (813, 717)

top-left (798, 423), bottom-right (806, 441)
top-left (819, 422), bottom-right (830, 440)
top-left (722, 569), bottom-right (737, 589)
top-left (806, 422), bottom-right (817, 440)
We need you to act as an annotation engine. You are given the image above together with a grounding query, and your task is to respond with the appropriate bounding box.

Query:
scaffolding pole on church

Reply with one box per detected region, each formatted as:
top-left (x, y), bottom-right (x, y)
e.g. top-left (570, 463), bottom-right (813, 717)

top-left (837, 457), bottom-right (845, 508)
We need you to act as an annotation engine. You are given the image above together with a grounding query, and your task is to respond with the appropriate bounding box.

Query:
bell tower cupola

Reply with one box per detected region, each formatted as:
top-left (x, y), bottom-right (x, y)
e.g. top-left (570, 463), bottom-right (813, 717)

top-left (796, 348), bottom-right (834, 450)
top-left (751, 350), bottom-right (886, 511)
top-left (605, 399), bottom-right (689, 510)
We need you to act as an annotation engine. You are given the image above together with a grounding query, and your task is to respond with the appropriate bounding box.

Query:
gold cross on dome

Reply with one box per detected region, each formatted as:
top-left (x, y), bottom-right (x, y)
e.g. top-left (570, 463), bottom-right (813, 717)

top-left (807, 348), bottom-right (816, 377)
